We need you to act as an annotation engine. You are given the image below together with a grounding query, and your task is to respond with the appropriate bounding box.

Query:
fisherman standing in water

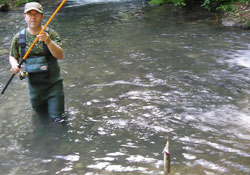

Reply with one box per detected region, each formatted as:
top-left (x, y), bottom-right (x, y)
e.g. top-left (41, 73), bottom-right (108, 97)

top-left (9, 2), bottom-right (65, 122)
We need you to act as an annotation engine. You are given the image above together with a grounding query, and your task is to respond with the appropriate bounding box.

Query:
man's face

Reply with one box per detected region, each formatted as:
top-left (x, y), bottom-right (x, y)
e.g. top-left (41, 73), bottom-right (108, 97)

top-left (24, 10), bottom-right (43, 29)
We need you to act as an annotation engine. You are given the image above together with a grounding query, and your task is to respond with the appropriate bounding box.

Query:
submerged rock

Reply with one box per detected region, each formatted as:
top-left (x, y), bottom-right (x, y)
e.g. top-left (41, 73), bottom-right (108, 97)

top-left (222, 18), bottom-right (237, 27)
top-left (222, 17), bottom-right (250, 29)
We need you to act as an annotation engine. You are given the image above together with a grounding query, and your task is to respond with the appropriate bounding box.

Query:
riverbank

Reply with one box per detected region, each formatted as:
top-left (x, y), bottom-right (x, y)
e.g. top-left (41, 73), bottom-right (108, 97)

top-left (0, 0), bottom-right (60, 11)
top-left (148, 1), bottom-right (250, 29)
top-left (0, 0), bottom-right (32, 10)
top-left (1, 0), bottom-right (249, 29)
top-left (222, 2), bottom-right (250, 29)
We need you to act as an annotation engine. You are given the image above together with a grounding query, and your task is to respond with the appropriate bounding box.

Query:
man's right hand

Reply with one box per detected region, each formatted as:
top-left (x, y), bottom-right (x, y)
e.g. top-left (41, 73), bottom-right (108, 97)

top-left (9, 55), bottom-right (23, 74)
top-left (10, 63), bottom-right (21, 74)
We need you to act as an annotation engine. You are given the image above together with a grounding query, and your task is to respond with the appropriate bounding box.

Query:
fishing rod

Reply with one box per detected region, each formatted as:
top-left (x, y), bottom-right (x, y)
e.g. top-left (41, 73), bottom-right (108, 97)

top-left (1, 0), bottom-right (67, 95)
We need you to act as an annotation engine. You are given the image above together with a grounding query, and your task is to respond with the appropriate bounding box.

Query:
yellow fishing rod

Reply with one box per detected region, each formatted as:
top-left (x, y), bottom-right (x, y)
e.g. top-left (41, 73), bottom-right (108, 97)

top-left (1, 0), bottom-right (67, 95)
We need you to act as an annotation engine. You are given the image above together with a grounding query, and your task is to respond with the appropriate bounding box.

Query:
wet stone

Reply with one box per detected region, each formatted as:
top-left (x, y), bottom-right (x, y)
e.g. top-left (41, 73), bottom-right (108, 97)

top-left (0, 3), bottom-right (9, 12)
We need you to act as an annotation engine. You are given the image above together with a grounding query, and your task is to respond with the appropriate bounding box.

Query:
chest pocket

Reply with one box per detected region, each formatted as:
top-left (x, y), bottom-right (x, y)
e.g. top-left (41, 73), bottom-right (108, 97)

top-left (25, 56), bottom-right (49, 73)
top-left (25, 56), bottom-right (50, 85)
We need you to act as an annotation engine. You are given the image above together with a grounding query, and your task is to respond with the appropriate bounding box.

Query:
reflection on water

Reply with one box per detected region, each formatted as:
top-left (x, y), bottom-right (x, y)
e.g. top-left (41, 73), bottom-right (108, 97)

top-left (0, 0), bottom-right (250, 175)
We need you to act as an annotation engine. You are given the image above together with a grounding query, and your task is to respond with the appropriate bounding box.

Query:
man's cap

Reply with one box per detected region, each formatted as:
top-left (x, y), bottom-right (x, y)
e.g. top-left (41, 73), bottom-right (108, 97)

top-left (24, 2), bottom-right (43, 14)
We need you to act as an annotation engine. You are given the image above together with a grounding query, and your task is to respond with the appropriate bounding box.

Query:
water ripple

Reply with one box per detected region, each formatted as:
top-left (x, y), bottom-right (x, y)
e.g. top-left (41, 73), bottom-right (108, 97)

top-left (179, 136), bottom-right (250, 157)
top-left (89, 79), bottom-right (167, 89)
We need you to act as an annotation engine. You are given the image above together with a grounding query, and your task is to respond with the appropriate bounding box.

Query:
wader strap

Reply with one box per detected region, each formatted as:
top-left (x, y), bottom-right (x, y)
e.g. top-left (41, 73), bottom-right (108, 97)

top-left (20, 29), bottom-right (26, 59)
top-left (19, 27), bottom-right (51, 59)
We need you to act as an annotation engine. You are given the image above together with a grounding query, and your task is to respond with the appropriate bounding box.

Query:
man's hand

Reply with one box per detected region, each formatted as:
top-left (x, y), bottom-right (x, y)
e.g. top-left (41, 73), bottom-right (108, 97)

top-left (9, 55), bottom-right (22, 74)
top-left (37, 31), bottom-right (51, 45)
top-left (37, 31), bottom-right (64, 60)
top-left (10, 62), bottom-right (22, 74)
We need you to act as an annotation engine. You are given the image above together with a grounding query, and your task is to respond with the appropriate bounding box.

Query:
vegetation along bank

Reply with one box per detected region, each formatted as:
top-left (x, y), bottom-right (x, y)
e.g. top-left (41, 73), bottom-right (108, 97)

top-left (149, 0), bottom-right (250, 29)
top-left (0, 0), bottom-right (249, 29)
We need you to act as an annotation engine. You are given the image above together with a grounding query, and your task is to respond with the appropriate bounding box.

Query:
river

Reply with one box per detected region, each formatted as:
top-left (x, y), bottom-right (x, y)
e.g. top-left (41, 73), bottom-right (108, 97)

top-left (0, 0), bottom-right (249, 174)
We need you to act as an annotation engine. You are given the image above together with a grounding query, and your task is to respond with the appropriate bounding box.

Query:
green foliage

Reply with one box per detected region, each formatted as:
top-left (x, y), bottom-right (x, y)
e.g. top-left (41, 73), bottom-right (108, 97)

top-left (0, 0), bottom-right (39, 7)
top-left (202, 0), bottom-right (232, 11)
top-left (167, 0), bottom-right (186, 6)
top-left (149, 0), bottom-right (167, 5)
top-left (202, 0), bottom-right (249, 11)
top-left (246, 21), bottom-right (250, 28)
top-left (149, 0), bottom-right (186, 6)
top-left (238, 0), bottom-right (249, 3)
top-left (149, 0), bottom-right (249, 10)
top-left (14, 0), bottom-right (40, 7)
top-left (217, 3), bottom-right (237, 11)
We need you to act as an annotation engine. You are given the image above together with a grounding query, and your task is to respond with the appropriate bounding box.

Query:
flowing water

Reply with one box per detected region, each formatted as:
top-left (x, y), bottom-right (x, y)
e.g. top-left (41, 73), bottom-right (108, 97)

top-left (0, 0), bottom-right (250, 174)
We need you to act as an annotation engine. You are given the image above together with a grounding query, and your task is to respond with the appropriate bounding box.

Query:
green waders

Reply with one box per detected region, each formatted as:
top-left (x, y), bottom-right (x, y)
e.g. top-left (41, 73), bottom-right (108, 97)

top-left (20, 28), bottom-right (65, 121)
top-left (28, 80), bottom-right (65, 120)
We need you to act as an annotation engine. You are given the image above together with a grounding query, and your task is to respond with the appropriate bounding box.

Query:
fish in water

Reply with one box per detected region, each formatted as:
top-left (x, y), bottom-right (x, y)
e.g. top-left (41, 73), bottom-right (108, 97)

top-left (162, 136), bottom-right (170, 174)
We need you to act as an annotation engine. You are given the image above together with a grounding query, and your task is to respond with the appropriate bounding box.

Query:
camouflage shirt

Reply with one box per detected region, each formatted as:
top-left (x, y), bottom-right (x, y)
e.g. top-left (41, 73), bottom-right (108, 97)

top-left (10, 27), bottom-right (62, 60)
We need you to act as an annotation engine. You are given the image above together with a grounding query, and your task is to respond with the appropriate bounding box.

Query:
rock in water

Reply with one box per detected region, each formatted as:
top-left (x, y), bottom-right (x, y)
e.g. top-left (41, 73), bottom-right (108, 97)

top-left (222, 18), bottom-right (237, 27)
top-left (0, 3), bottom-right (10, 12)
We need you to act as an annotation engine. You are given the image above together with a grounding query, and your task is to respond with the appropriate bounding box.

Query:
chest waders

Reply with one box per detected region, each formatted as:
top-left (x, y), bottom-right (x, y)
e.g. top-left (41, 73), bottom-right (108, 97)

top-left (20, 28), bottom-right (65, 120)
top-left (20, 28), bottom-right (51, 85)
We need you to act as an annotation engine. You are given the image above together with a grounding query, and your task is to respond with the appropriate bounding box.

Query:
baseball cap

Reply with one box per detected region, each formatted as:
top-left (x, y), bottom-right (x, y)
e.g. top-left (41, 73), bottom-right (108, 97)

top-left (24, 2), bottom-right (43, 14)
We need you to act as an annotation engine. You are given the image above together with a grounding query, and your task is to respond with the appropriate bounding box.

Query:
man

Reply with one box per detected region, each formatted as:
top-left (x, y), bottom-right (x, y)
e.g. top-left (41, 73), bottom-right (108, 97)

top-left (9, 2), bottom-right (65, 122)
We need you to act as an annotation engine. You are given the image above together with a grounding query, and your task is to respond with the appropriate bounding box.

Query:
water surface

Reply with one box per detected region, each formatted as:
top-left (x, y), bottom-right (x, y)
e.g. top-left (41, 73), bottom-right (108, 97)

top-left (0, 0), bottom-right (249, 174)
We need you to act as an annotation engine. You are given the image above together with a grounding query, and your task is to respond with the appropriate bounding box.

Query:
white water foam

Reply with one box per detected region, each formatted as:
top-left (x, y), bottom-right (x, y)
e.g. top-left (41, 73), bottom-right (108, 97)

top-left (225, 44), bottom-right (250, 68)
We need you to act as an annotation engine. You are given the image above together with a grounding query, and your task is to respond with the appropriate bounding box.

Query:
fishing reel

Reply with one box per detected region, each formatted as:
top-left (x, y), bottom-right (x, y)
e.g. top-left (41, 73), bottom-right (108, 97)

top-left (19, 71), bottom-right (28, 80)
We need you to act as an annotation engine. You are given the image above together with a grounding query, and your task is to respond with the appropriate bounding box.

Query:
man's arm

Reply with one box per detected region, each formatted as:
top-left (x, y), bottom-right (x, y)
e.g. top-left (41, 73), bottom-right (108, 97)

top-left (9, 55), bottom-right (21, 74)
top-left (9, 34), bottom-right (22, 74)
top-left (37, 31), bottom-right (64, 60)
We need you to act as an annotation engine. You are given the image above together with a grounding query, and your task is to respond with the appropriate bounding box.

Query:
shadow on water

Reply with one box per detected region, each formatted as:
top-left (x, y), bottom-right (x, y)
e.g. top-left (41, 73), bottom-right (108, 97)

top-left (29, 112), bottom-right (69, 151)
top-left (16, 113), bottom-right (78, 175)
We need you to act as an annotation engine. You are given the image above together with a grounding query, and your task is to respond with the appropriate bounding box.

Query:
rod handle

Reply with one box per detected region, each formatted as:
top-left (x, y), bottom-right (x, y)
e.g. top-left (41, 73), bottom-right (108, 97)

top-left (1, 74), bottom-right (16, 95)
